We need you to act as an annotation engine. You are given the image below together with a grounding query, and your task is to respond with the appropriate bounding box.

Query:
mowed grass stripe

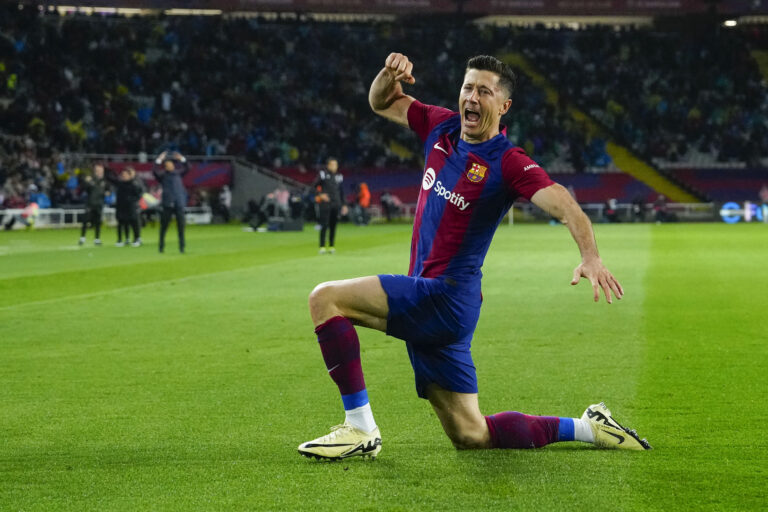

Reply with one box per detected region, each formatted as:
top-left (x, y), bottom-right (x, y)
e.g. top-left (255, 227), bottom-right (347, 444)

top-left (0, 225), bottom-right (326, 279)
top-left (2, 223), bottom-right (657, 510)
top-left (476, 224), bottom-right (652, 412)
top-left (0, 225), bottom-right (408, 308)
top-left (632, 224), bottom-right (768, 510)
top-left (18, 223), bottom-right (768, 510)
top-left (457, 224), bottom-right (653, 508)
top-left (1, 227), bottom-right (418, 510)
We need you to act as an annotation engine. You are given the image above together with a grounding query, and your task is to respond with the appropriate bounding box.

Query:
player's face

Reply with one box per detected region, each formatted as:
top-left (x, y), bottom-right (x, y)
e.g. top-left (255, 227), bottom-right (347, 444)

top-left (164, 160), bottom-right (175, 172)
top-left (93, 165), bottom-right (104, 178)
top-left (459, 69), bottom-right (511, 143)
top-left (327, 159), bottom-right (338, 173)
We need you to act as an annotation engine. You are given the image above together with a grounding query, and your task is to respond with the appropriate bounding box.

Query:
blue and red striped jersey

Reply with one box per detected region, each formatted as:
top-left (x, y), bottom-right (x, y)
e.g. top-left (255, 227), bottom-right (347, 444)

top-left (406, 100), bottom-right (555, 280)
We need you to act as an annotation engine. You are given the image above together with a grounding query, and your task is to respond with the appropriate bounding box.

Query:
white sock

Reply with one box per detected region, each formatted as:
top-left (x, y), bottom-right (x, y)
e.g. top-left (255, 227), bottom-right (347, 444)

top-left (345, 403), bottom-right (377, 433)
top-left (573, 418), bottom-right (595, 443)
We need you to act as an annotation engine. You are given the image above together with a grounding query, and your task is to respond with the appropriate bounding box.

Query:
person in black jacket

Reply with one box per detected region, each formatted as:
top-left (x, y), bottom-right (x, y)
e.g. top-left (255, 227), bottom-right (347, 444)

top-left (78, 163), bottom-right (107, 246)
top-left (153, 151), bottom-right (190, 253)
top-left (107, 167), bottom-right (143, 246)
top-left (313, 157), bottom-right (345, 254)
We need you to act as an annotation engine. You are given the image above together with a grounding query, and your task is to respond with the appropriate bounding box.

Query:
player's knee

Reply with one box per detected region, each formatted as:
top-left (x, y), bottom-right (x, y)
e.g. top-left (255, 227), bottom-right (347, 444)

top-left (308, 282), bottom-right (338, 323)
top-left (446, 428), bottom-right (487, 450)
top-left (308, 282), bottom-right (331, 310)
top-left (441, 420), bottom-right (488, 450)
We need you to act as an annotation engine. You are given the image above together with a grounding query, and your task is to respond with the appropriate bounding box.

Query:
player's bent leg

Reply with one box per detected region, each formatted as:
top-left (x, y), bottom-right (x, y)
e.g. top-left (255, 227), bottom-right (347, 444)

top-left (427, 386), bottom-right (591, 450)
top-left (301, 276), bottom-right (390, 461)
top-left (308, 276), bottom-right (389, 331)
top-left (426, 384), bottom-right (492, 450)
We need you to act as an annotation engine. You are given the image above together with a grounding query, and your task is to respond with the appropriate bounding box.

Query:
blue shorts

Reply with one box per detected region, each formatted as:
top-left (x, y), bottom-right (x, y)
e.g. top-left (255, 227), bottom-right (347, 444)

top-left (378, 274), bottom-right (482, 399)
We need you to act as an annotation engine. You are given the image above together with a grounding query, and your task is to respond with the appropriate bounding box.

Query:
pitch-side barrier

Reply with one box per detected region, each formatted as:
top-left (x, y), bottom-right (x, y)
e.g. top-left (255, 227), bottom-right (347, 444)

top-left (1, 206), bottom-right (212, 230)
top-left (392, 202), bottom-right (718, 223)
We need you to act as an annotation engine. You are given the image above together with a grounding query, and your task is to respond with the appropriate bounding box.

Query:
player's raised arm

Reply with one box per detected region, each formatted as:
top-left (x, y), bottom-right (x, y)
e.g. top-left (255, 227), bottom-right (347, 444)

top-left (530, 183), bottom-right (624, 304)
top-left (369, 52), bottom-right (417, 127)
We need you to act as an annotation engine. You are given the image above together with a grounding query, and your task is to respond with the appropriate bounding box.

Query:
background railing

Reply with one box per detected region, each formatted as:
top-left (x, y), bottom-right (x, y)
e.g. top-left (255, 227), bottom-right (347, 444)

top-left (1, 206), bottom-right (212, 230)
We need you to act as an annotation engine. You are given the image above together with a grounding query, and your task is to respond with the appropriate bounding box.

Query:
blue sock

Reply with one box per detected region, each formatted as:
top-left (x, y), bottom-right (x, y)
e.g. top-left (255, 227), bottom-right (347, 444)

top-left (557, 417), bottom-right (575, 441)
top-left (341, 389), bottom-right (369, 411)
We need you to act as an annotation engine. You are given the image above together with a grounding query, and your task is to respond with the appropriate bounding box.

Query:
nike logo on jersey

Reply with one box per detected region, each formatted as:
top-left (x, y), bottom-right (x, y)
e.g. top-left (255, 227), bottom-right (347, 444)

top-left (433, 142), bottom-right (449, 155)
top-left (434, 181), bottom-right (470, 211)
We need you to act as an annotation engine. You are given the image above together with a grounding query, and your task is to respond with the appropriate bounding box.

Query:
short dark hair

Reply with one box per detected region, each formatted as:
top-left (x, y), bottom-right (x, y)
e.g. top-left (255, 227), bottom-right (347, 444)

top-left (466, 55), bottom-right (516, 99)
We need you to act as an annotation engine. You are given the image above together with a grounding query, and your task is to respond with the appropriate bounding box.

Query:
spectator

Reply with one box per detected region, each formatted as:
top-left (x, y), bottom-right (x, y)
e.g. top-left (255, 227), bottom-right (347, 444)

top-left (654, 194), bottom-right (669, 223)
top-left (313, 157), bottom-right (344, 254)
top-left (106, 167), bottom-right (143, 247)
top-left (603, 198), bottom-right (620, 223)
top-left (354, 182), bottom-right (371, 226)
top-left (153, 150), bottom-right (189, 253)
top-left (219, 185), bottom-right (232, 223)
top-left (631, 196), bottom-right (646, 223)
top-left (380, 190), bottom-right (403, 222)
top-left (78, 163), bottom-right (107, 245)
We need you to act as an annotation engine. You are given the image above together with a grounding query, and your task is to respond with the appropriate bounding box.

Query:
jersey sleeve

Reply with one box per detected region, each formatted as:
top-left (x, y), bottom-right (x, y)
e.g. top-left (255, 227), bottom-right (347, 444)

top-left (407, 100), bottom-right (457, 143)
top-left (501, 148), bottom-right (555, 200)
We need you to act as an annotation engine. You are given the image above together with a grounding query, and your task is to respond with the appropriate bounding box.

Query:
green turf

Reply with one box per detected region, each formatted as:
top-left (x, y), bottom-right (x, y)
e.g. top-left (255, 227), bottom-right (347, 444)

top-left (1, 222), bottom-right (766, 510)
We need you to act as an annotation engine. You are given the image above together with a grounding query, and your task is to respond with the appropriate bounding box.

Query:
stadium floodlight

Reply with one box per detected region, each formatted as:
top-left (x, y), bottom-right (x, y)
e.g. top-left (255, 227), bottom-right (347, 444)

top-left (723, 19), bottom-right (738, 27)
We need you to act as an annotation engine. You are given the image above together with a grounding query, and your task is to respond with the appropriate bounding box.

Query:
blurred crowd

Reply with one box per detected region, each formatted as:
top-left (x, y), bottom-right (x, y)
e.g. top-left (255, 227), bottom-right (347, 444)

top-left (1, 6), bottom-right (767, 210)
top-left (519, 25), bottom-right (768, 166)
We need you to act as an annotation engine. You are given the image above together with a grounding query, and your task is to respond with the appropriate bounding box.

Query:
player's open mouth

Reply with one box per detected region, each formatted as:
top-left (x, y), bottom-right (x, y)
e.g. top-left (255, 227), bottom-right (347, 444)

top-left (464, 108), bottom-right (480, 127)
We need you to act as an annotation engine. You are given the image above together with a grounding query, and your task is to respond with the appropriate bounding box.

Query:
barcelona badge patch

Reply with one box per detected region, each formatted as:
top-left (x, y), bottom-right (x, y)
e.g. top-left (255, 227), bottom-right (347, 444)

top-left (467, 163), bottom-right (488, 183)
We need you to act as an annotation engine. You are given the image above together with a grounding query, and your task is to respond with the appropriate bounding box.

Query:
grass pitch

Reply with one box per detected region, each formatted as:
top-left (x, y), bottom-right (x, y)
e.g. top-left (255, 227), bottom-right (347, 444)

top-left (1, 222), bottom-right (766, 511)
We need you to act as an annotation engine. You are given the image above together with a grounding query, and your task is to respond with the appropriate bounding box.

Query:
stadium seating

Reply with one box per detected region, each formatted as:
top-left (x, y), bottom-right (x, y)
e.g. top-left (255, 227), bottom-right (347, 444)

top-left (1, 6), bottom-right (767, 211)
top-left (673, 168), bottom-right (768, 202)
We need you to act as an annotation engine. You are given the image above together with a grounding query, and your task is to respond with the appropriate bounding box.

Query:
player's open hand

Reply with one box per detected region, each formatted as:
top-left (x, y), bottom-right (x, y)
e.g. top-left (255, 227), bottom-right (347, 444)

top-left (385, 53), bottom-right (415, 85)
top-left (571, 259), bottom-right (624, 304)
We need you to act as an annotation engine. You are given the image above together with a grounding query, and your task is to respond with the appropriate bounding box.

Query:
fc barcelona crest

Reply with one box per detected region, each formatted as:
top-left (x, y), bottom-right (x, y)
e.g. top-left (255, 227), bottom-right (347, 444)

top-left (467, 163), bottom-right (488, 183)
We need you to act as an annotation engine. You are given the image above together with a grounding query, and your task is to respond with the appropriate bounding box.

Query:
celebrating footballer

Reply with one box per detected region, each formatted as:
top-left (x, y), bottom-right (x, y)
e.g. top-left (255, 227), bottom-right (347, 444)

top-left (298, 52), bottom-right (651, 460)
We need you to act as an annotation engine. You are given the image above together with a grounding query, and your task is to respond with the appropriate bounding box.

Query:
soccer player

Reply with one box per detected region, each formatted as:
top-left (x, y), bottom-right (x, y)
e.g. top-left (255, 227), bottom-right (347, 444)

top-left (78, 163), bottom-right (107, 246)
top-left (298, 53), bottom-right (651, 460)
top-left (153, 151), bottom-right (189, 253)
top-left (313, 157), bottom-right (345, 254)
top-left (106, 167), bottom-right (143, 247)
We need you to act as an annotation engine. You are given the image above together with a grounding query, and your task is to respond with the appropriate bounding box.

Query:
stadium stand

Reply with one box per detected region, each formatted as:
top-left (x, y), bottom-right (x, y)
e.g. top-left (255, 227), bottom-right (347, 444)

top-left (674, 168), bottom-right (768, 202)
top-left (518, 25), bottom-right (768, 170)
top-left (1, 5), bottom-right (767, 214)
